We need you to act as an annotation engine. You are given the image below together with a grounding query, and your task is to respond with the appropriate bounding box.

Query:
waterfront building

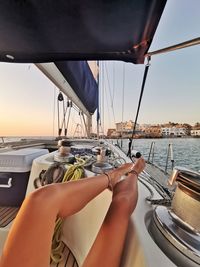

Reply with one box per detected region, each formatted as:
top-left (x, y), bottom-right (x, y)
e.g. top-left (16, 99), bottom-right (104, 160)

top-left (107, 129), bottom-right (116, 138)
top-left (161, 127), bottom-right (187, 137)
top-left (144, 125), bottom-right (162, 138)
top-left (139, 124), bottom-right (153, 131)
top-left (191, 127), bottom-right (200, 136)
top-left (115, 120), bottom-right (139, 133)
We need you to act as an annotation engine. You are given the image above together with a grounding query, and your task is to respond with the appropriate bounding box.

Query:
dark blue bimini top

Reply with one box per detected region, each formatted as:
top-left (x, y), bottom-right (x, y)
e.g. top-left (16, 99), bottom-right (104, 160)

top-left (0, 0), bottom-right (167, 64)
top-left (0, 0), bottom-right (167, 113)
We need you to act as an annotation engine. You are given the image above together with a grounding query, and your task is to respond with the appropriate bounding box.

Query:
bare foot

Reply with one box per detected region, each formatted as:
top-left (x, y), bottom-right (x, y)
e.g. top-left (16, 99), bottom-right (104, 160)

top-left (130, 157), bottom-right (145, 175)
top-left (107, 158), bottom-right (145, 189)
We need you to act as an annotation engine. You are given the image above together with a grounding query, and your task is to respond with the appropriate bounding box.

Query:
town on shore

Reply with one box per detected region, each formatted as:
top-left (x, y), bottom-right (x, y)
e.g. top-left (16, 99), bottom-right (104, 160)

top-left (106, 121), bottom-right (200, 139)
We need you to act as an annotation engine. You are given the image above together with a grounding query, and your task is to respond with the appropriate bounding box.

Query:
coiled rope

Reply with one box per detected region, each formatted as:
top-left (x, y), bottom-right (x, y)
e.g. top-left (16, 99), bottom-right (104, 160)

top-left (50, 158), bottom-right (85, 263)
top-left (138, 171), bottom-right (173, 207)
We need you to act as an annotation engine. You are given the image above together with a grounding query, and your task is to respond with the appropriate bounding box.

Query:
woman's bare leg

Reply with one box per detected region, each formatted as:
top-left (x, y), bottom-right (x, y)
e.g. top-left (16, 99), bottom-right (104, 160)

top-left (82, 172), bottom-right (139, 267)
top-left (0, 162), bottom-right (140, 267)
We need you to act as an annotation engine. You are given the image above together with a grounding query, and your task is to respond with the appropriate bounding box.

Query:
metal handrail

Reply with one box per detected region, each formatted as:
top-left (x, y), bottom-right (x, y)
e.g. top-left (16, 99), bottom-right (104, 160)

top-left (147, 141), bottom-right (175, 173)
top-left (146, 37), bottom-right (200, 58)
top-left (147, 141), bottom-right (155, 163)
top-left (165, 143), bottom-right (174, 174)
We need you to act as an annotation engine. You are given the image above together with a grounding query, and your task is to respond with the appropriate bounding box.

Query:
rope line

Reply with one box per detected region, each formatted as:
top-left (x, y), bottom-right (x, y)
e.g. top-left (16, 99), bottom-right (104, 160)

top-left (60, 99), bottom-right (68, 136)
top-left (121, 63), bottom-right (125, 143)
top-left (127, 57), bottom-right (151, 158)
top-left (105, 62), bottom-right (116, 125)
top-left (53, 86), bottom-right (56, 137)
top-left (101, 62), bottom-right (106, 131)
top-left (112, 62), bottom-right (115, 105)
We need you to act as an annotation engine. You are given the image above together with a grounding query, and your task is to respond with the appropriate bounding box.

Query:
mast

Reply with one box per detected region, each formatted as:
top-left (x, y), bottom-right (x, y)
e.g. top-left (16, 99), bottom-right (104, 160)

top-left (96, 61), bottom-right (100, 139)
top-left (86, 115), bottom-right (92, 138)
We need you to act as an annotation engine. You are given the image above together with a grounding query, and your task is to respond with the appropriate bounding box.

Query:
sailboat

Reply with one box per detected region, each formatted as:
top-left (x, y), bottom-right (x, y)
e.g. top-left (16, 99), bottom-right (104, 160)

top-left (0, 1), bottom-right (200, 266)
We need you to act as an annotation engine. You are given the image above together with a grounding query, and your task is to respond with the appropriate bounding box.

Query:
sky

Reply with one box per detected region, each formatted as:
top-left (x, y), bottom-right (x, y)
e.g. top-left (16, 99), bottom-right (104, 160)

top-left (0, 0), bottom-right (200, 136)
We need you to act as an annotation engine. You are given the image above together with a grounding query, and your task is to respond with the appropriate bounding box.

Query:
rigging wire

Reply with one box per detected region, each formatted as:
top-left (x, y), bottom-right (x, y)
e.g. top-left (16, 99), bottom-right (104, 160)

top-left (57, 92), bottom-right (67, 137)
top-left (99, 61), bottom-right (106, 136)
top-left (69, 109), bottom-right (76, 136)
top-left (73, 123), bottom-right (82, 138)
top-left (79, 110), bottom-right (86, 137)
top-left (60, 98), bottom-right (68, 136)
top-left (57, 91), bottom-right (64, 136)
top-left (63, 100), bottom-right (67, 136)
top-left (100, 124), bottom-right (105, 137)
top-left (71, 103), bottom-right (80, 113)
top-left (105, 62), bottom-right (116, 125)
top-left (127, 56), bottom-right (151, 158)
top-left (81, 112), bottom-right (88, 138)
top-left (121, 63), bottom-right (125, 146)
top-left (104, 75), bottom-right (112, 130)
top-left (66, 102), bottom-right (86, 137)
top-left (96, 61), bottom-right (100, 139)
top-left (101, 62), bottom-right (105, 133)
top-left (65, 100), bottom-right (72, 137)
top-left (52, 86), bottom-right (56, 137)
top-left (112, 62), bottom-right (115, 105)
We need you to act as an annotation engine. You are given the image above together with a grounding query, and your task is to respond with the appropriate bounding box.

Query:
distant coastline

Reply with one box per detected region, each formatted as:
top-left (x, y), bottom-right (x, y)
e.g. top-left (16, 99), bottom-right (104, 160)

top-left (106, 135), bottom-right (200, 139)
top-left (106, 121), bottom-right (200, 139)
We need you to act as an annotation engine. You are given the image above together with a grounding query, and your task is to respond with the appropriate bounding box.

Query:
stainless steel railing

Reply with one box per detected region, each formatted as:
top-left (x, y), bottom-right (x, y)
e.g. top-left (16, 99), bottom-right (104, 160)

top-left (147, 141), bottom-right (175, 174)
top-left (165, 143), bottom-right (174, 174)
top-left (147, 141), bottom-right (155, 163)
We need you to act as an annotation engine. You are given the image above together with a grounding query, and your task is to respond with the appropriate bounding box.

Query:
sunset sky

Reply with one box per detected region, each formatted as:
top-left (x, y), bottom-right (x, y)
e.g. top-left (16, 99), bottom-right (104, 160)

top-left (0, 0), bottom-right (200, 137)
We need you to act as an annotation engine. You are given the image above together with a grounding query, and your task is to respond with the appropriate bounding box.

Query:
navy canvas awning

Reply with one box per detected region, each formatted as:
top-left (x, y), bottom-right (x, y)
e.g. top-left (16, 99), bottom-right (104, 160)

top-left (0, 0), bottom-right (167, 64)
top-left (0, 0), bottom-right (167, 115)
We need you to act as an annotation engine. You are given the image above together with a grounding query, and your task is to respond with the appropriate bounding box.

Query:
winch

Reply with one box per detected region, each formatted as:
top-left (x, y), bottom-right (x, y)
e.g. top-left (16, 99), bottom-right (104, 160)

top-left (150, 167), bottom-right (200, 267)
top-left (92, 146), bottom-right (113, 174)
top-left (54, 140), bottom-right (75, 163)
top-left (169, 167), bottom-right (200, 231)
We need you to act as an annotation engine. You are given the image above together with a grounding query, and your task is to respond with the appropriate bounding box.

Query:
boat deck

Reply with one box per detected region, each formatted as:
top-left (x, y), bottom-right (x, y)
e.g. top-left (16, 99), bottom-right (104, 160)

top-left (145, 163), bottom-right (170, 187)
top-left (0, 207), bottom-right (19, 228)
top-left (50, 242), bottom-right (79, 267)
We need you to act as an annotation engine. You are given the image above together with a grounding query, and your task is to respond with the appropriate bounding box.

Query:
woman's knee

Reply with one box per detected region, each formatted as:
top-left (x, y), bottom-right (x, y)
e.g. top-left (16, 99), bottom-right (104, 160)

top-left (25, 184), bottom-right (59, 213)
top-left (111, 192), bottom-right (138, 217)
top-left (111, 176), bottom-right (138, 215)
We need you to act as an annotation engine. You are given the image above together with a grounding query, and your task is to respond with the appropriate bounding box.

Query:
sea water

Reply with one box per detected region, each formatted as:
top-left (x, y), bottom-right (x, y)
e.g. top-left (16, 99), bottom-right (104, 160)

top-left (111, 138), bottom-right (200, 173)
